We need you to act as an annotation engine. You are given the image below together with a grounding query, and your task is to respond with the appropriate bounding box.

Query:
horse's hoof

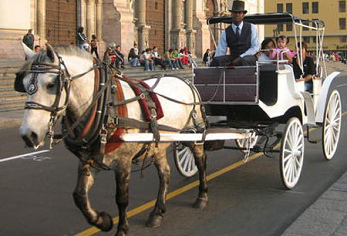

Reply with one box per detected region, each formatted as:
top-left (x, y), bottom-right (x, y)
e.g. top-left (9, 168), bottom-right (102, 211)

top-left (114, 231), bottom-right (127, 236)
top-left (96, 212), bottom-right (113, 232)
top-left (193, 198), bottom-right (208, 209)
top-left (146, 214), bottom-right (163, 228)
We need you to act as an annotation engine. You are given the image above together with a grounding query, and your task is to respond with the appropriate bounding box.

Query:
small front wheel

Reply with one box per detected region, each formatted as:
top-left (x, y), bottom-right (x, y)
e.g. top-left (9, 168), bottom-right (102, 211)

top-left (173, 142), bottom-right (198, 178)
top-left (322, 90), bottom-right (341, 160)
top-left (280, 118), bottom-right (304, 189)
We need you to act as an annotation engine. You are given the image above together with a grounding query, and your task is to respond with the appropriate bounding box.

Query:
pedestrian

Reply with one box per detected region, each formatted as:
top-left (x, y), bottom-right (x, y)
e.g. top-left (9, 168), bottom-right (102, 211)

top-left (22, 29), bottom-right (35, 50)
top-left (143, 48), bottom-right (155, 71)
top-left (128, 43), bottom-right (141, 67)
top-left (77, 27), bottom-right (89, 51)
top-left (152, 46), bottom-right (166, 70)
top-left (115, 45), bottom-right (125, 69)
top-left (172, 49), bottom-right (184, 69)
top-left (210, 0), bottom-right (259, 66)
top-left (90, 34), bottom-right (99, 59)
top-left (34, 45), bottom-right (41, 53)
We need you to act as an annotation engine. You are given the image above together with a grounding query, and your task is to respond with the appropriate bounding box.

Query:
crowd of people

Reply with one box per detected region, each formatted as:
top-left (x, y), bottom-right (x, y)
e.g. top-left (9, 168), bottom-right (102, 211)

top-left (107, 43), bottom-right (193, 71)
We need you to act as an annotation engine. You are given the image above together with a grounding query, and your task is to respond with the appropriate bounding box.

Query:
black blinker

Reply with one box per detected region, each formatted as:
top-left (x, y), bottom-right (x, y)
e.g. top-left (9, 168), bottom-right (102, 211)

top-left (14, 71), bottom-right (26, 93)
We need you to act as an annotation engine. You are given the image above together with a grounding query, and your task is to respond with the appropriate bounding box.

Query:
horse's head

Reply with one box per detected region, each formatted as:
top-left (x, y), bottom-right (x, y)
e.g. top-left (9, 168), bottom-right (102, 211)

top-left (17, 44), bottom-right (69, 148)
top-left (17, 44), bottom-right (75, 149)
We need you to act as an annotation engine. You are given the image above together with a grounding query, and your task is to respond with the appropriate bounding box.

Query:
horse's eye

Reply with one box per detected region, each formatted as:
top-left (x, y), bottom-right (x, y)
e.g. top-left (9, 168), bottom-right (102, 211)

top-left (46, 83), bottom-right (55, 90)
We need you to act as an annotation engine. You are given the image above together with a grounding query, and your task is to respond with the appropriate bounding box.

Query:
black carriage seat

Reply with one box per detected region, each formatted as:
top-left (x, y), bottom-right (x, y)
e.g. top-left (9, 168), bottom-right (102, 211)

top-left (258, 64), bottom-right (278, 106)
top-left (193, 66), bottom-right (258, 104)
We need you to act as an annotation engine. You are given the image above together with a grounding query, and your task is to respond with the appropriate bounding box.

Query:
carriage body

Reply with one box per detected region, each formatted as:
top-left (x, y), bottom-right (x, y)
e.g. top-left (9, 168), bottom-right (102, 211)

top-left (179, 13), bottom-right (342, 188)
top-left (194, 13), bottom-right (336, 127)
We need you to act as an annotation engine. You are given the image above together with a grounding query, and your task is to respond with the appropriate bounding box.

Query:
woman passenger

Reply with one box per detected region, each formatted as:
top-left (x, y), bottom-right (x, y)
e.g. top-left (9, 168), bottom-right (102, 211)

top-left (258, 38), bottom-right (276, 63)
top-left (292, 42), bottom-right (316, 93)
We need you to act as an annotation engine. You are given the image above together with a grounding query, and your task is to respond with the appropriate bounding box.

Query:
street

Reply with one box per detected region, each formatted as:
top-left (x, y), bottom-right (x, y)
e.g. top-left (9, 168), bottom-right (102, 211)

top-left (1, 76), bottom-right (347, 236)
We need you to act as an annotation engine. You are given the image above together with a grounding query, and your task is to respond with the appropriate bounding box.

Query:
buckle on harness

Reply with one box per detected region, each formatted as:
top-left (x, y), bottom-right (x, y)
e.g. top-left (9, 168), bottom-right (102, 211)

top-left (100, 127), bottom-right (108, 144)
top-left (151, 109), bottom-right (157, 119)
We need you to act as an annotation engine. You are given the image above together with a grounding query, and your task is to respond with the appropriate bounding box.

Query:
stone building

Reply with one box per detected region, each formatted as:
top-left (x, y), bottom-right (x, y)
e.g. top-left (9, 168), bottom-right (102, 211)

top-left (0, 0), bottom-right (264, 60)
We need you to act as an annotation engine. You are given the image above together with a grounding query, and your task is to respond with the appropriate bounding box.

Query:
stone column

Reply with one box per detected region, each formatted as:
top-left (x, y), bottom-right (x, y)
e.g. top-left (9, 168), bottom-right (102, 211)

top-left (95, 0), bottom-right (105, 55)
top-left (86, 0), bottom-right (95, 39)
top-left (37, 0), bottom-right (46, 46)
top-left (137, 0), bottom-right (150, 52)
top-left (171, 0), bottom-right (185, 49)
top-left (193, 0), bottom-right (210, 57)
top-left (185, 0), bottom-right (196, 55)
top-left (96, 0), bottom-right (103, 39)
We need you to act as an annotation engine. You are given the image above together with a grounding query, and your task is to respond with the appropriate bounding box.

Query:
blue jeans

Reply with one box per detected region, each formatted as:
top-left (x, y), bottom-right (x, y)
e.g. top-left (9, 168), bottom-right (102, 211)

top-left (144, 60), bottom-right (154, 70)
top-left (130, 58), bottom-right (140, 67)
top-left (176, 59), bottom-right (184, 69)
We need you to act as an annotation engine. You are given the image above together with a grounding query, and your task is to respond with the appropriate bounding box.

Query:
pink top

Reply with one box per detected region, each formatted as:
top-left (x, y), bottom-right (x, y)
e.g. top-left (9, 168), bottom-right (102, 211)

top-left (270, 47), bottom-right (295, 61)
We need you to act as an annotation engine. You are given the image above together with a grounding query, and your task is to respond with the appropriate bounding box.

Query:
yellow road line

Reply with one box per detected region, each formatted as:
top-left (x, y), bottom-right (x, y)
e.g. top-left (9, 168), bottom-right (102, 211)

top-left (75, 111), bottom-right (347, 236)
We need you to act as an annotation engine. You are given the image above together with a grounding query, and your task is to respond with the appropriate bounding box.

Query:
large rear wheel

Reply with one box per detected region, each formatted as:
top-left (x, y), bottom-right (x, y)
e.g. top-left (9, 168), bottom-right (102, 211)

top-left (173, 142), bottom-right (198, 178)
top-left (280, 117), bottom-right (304, 189)
top-left (322, 90), bottom-right (341, 160)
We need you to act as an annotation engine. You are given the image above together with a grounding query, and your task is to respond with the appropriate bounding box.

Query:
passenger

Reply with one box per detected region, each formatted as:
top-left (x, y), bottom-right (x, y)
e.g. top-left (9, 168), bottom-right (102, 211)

top-left (258, 38), bottom-right (276, 63)
top-left (292, 42), bottom-right (316, 93)
top-left (273, 35), bottom-right (294, 63)
top-left (210, 0), bottom-right (259, 67)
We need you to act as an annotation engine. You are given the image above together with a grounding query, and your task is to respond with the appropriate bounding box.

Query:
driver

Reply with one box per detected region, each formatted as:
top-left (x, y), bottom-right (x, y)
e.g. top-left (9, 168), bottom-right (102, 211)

top-left (210, 0), bottom-right (259, 67)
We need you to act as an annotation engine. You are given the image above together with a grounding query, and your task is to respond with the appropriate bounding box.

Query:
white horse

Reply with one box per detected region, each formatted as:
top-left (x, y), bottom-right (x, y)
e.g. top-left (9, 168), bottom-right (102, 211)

top-left (17, 44), bottom-right (208, 236)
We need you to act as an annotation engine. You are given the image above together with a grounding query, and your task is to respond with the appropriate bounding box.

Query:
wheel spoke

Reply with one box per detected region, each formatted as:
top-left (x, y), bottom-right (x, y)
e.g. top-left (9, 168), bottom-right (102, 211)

top-left (180, 150), bottom-right (189, 166)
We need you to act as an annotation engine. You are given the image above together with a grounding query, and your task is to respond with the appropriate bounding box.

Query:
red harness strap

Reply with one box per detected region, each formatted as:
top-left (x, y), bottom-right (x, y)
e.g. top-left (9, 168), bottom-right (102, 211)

top-left (122, 75), bottom-right (164, 121)
top-left (104, 78), bottom-right (128, 154)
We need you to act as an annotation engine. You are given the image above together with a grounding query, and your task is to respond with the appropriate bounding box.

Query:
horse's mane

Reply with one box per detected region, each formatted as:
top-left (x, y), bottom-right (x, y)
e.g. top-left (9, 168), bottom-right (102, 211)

top-left (55, 45), bottom-right (93, 60)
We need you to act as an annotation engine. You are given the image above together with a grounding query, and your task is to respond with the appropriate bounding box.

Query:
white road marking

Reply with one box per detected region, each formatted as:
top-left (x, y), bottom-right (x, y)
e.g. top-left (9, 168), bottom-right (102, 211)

top-left (0, 150), bottom-right (50, 163)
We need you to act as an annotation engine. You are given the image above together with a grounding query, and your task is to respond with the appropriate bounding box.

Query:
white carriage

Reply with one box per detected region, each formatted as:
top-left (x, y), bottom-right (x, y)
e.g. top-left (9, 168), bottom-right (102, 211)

top-left (123, 13), bottom-right (342, 189)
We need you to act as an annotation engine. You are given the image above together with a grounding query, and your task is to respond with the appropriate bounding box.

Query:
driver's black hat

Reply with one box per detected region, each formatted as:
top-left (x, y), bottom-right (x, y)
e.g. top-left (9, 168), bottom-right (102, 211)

top-left (229, 0), bottom-right (248, 14)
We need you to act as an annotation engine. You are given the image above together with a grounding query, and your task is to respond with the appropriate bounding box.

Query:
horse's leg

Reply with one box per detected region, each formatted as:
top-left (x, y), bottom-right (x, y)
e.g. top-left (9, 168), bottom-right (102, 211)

top-left (73, 162), bottom-right (113, 232)
top-left (192, 144), bottom-right (209, 209)
top-left (147, 149), bottom-right (170, 227)
top-left (114, 160), bottom-right (132, 236)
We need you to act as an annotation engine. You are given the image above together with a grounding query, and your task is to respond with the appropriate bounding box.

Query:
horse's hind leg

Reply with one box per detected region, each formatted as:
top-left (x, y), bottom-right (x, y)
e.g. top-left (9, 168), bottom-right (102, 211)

top-left (192, 144), bottom-right (208, 209)
top-left (114, 160), bottom-right (132, 236)
top-left (73, 162), bottom-right (113, 232)
top-left (147, 149), bottom-right (170, 228)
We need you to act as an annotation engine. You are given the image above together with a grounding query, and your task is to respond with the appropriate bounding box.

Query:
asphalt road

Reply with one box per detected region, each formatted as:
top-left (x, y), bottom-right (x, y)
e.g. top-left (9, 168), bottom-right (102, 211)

top-left (1, 76), bottom-right (347, 236)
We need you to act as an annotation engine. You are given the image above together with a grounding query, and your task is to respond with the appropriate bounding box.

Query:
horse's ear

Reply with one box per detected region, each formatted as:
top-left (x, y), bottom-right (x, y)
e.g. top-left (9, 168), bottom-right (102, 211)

top-left (45, 43), bottom-right (57, 63)
top-left (21, 42), bottom-right (35, 59)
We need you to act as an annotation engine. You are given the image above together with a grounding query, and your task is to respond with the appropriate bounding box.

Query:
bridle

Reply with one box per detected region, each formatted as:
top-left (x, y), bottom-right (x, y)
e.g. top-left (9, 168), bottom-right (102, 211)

top-left (22, 52), bottom-right (97, 147)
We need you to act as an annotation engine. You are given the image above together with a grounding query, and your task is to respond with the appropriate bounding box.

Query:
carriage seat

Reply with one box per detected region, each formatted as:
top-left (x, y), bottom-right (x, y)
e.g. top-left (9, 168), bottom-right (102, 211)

top-left (193, 66), bottom-right (258, 104)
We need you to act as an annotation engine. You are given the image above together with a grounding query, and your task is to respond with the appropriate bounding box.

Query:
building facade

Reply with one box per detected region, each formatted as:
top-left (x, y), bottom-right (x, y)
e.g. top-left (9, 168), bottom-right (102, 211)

top-left (264, 0), bottom-right (347, 55)
top-left (0, 0), bottom-right (264, 60)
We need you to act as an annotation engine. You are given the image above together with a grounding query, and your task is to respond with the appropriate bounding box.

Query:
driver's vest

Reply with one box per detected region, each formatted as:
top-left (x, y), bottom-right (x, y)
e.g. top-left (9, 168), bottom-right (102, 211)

top-left (226, 22), bottom-right (252, 58)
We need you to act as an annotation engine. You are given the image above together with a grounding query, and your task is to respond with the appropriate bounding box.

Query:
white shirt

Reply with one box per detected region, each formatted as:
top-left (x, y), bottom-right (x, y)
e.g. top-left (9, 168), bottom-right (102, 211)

top-left (215, 21), bottom-right (259, 58)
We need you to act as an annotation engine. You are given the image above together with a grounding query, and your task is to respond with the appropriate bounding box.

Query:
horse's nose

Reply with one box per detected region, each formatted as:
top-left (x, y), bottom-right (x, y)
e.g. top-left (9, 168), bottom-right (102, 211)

top-left (21, 131), bottom-right (38, 148)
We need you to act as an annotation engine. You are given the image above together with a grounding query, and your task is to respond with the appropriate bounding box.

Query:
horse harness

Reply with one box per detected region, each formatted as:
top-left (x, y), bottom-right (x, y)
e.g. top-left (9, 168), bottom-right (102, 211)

top-left (15, 52), bottom-right (205, 170)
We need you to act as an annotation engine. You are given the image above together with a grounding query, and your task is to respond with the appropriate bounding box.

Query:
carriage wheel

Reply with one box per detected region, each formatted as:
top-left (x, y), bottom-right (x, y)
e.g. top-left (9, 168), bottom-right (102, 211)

top-left (322, 90), bottom-right (342, 160)
top-left (235, 133), bottom-right (259, 153)
top-left (280, 117), bottom-right (304, 189)
top-left (173, 142), bottom-right (198, 178)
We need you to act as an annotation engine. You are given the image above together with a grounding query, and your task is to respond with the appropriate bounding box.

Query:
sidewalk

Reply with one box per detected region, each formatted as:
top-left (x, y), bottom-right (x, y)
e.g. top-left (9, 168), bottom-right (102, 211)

top-left (0, 109), bottom-right (24, 129)
top-left (282, 172), bottom-right (347, 236)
